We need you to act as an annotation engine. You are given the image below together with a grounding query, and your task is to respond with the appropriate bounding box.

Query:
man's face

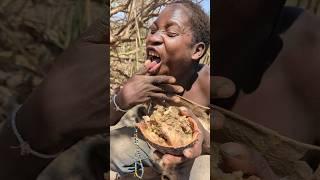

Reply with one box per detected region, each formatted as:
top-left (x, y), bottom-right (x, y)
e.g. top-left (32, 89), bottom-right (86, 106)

top-left (146, 4), bottom-right (195, 77)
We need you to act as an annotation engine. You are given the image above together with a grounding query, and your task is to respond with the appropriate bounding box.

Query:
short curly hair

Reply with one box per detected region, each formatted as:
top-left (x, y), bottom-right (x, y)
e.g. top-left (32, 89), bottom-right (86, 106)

top-left (169, 0), bottom-right (210, 53)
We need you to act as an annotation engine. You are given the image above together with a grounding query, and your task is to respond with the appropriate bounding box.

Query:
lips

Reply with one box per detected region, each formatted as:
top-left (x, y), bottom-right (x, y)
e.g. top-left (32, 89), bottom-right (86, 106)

top-left (145, 47), bottom-right (169, 75)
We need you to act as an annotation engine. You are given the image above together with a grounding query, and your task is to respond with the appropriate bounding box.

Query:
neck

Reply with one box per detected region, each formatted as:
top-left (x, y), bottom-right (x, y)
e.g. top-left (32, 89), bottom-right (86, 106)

top-left (175, 63), bottom-right (199, 91)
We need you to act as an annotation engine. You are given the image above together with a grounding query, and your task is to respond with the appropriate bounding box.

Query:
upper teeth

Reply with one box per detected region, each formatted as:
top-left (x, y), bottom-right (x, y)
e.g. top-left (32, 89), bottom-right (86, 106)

top-left (148, 51), bottom-right (160, 58)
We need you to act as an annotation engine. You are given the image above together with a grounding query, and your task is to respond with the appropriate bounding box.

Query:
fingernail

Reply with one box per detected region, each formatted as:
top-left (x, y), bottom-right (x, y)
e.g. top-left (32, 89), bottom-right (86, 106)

top-left (179, 87), bottom-right (184, 92)
top-left (170, 77), bottom-right (176, 83)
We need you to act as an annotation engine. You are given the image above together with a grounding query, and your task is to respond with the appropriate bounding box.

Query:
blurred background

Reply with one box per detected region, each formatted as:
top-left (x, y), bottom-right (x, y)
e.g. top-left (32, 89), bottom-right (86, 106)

top-left (0, 0), bottom-right (105, 122)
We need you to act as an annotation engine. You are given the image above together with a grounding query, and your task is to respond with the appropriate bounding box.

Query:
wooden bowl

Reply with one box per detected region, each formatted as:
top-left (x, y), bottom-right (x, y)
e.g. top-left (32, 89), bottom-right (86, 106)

top-left (137, 96), bottom-right (210, 156)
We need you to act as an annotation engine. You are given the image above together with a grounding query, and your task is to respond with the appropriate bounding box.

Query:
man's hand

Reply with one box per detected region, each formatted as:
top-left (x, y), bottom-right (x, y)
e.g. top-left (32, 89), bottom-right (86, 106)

top-left (219, 142), bottom-right (279, 180)
top-left (116, 60), bottom-right (184, 110)
top-left (211, 76), bottom-right (236, 130)
top-left (211, 76), bottom-right (236, 99)
top-left (15, 17), bottom-right (108, 153)
top-left (154, 76), bottom-right (236, 169)
top-left (211, 76), bottom-right (279, 179)
top-left (0, 15), bottom-right (109, 180)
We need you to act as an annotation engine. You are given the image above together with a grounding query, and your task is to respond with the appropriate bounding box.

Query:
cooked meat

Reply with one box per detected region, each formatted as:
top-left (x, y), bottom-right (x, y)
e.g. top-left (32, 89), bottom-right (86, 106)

top-left (142, 105), bottom-right (194, 147)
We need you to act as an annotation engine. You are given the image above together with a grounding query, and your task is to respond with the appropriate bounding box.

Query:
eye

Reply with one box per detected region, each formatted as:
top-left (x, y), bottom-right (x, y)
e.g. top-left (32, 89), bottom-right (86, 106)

top-left (167, 32), bottom-right (178, 37)
top-left (149, 25), bottom-right (157, 34)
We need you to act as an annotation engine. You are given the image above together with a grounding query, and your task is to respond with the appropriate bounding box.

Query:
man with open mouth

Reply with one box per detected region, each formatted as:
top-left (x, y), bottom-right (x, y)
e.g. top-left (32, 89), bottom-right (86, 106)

top-left (109, 1), bottom-right (210, 179)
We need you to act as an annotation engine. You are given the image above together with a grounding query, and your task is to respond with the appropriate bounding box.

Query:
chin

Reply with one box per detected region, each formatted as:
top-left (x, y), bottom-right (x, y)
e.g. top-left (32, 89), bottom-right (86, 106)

top-left (156, 65), bottom-right (170, 75)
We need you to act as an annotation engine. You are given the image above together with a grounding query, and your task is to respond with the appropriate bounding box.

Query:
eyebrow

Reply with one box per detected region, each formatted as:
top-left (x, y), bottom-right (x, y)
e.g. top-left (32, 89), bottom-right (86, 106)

top-left (153, 19), bottom-right (182, 29)
top-left (165, 20), bottom-right (181, 29)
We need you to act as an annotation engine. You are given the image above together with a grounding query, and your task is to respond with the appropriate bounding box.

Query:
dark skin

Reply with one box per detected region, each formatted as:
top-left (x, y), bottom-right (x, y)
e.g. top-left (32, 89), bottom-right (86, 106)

top-left (0, 17), bottom-right (108, 180)
top-left (112, 4), bottom-right (209, 113)
top-left (215, 9), bottom-right (320, 180)
top-left (233, 11), bottom-right (320, 144)
top-left (0, 4), bottom-right (210, 180)
top-left (213, 79), bottom-right (280, 180)
top-left (110, 4), bottom-right (210, 170)
top-left (213, 1), bottom-right (320, 179)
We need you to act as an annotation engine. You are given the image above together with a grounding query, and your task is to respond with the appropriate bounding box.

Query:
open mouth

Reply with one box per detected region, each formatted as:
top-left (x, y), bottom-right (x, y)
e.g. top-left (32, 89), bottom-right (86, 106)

top-left (147, 49), bottom-right (161, 63)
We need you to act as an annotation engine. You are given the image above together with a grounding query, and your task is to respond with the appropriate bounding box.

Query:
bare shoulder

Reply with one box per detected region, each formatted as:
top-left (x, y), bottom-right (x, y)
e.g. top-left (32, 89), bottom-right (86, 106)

top-left (196, 64), bottom-right (210, 105)
top-left (276, 11), bottom-right (320, 138)
top-left (281, 11), bottom-right (320, 48)
top-left (198, 64), bottom-right (210, 89)
top-left (279, 11), bottom-right (320, 88)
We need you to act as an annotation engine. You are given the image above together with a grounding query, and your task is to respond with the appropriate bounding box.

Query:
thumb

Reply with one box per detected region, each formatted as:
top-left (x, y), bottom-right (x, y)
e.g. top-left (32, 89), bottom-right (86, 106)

top-left (183, 140), bottom-right (202, 159)
top-left (179, 106), bottom-right (197, 119)
top-left (220, 142), bottom-right (257, 175)
top-left (211, 76), bottom-right (236, 99)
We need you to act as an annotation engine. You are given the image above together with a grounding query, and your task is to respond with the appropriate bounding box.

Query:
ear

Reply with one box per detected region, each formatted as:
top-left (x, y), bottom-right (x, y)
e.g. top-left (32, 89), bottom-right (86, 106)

top-left (191, 42), bottom-right (206, 61)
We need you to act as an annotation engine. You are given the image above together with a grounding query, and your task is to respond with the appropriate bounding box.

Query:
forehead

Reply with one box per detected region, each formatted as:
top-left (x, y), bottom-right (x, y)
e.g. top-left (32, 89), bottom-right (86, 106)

top-left (154, 4), bottom-right (191, 28)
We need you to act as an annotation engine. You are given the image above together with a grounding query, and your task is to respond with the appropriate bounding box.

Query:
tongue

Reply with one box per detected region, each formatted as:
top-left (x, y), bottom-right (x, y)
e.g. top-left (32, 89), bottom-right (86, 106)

top-left (146, 61), bottom-right (158, 69)
top-left (145, 60), bottom-right (161, 75)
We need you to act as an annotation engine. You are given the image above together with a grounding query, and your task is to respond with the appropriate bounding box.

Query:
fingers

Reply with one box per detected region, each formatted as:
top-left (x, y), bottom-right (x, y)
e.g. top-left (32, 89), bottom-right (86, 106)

top-left (136, 72), bottom-right (177, 85)
top-left (220, 142), bottom-right (279, 179)
top-left (153, 150), bottom-right (185, 169)
top-left (183, 138), bottom-right (203, 159)
top-left (220, 142), bottom-right (256, 174)
top-left (179, 107), bottom-right (203, 133)
top-left (179, 106), bottom-right (196, 119)
top-left (212, 110), bottom-right (225, 130)
top-left (178, 107), bottom-right (206, 158)
top-left (179, 107), bottom-right (205, 133)
top-left (148, 84), bottom-right (184, 95)
top-left (211, 76), bottom-right (236, 98)
top-left (148, 92), bottom-right (180, 103)
top-left (161, 154), bottom-right (186, 168)
top-left (158, 84), bottom-right (184, 94)
top-left (147, 75), bottom-right (176, 84)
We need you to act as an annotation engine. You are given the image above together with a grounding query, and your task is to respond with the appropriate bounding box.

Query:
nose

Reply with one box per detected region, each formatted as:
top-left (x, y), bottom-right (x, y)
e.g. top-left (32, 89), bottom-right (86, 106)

top-left (146, 31), bottom-right (164, 46)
